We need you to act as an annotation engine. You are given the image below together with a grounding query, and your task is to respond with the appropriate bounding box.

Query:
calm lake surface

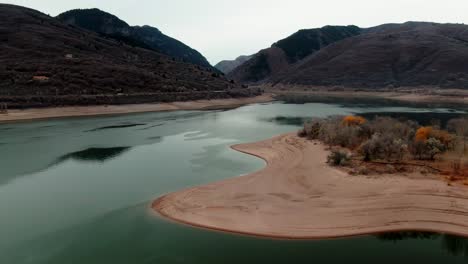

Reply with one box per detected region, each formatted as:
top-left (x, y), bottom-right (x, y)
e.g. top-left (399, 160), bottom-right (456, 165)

top-left (2, 101), bottom-right (468, 263)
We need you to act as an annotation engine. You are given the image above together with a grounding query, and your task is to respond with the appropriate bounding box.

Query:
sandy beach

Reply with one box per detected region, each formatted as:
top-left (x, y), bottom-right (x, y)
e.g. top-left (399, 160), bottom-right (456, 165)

top-left (153, 133), bottom-right (468, 239)
top-left (0, 94), bottom-right (273, 123)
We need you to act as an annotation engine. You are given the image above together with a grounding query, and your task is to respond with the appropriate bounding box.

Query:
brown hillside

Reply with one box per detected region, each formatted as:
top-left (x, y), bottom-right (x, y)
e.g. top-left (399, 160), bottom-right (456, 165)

top-left (228, 25), bottom-right (361, 84)
top-left (228, 47), bottom-right (289, 84)
top-left (273, 22), bottom-right (468, 88)
top-left (0, 4), bottom-right (259, 108)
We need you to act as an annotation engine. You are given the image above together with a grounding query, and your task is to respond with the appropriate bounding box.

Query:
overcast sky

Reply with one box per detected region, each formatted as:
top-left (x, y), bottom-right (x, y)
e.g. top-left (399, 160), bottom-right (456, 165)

top-left (4, 0), bottom-right (468, 64)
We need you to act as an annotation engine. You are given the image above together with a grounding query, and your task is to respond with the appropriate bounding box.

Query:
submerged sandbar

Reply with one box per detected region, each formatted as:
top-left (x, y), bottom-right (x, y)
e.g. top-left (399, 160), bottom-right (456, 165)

top-left (153, 133), bottom-right (468, 239)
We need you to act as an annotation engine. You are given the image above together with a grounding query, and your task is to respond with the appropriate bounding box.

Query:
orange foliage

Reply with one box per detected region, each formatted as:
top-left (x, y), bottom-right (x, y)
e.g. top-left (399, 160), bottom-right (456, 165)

top-left (415, 126), bottom-right (454, 147)
top-left (431, 129), bottom-right (454, 147)
top-left (415, 126), bottom-right (433, 142)
top-left (342, 116), bottom-right (366, 126)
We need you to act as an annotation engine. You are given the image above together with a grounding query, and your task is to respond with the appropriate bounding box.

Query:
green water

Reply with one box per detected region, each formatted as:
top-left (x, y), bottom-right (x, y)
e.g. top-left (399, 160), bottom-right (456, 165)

top-left (1, 101), bottom-right (468, 263)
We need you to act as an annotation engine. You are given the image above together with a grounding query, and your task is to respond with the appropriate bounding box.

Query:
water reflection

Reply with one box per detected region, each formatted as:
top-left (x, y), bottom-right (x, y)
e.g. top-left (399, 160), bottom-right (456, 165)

top-left (276, 94), bottom-right (468, 110)
top-left (361, 112), bottom-right (468, 128)
top-left (376, 231), bottom-right (440, 241)
top-left (377, 231), bottom-right (468, 257)
top-left (56, 147), bottom-right (132, 163)
top-left (443, 235), bottom-right (468, 257)
top-left (262, 116), bottom-right (310, 126)
top-left (147, 136), bottom-right (162, 141)
top-left (85, 123), bottom-right (146, 132)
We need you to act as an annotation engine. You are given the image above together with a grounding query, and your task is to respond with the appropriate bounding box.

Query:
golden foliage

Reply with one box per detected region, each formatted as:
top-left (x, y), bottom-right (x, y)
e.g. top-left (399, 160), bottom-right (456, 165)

top-left (431, 129), bottom-right (454, 147)
top-left (342, 116), bottom-right (366, 126)
top-left (415, 126), bottom-right (433, 142)
top-left (415, 126), bottom-right (454, 147)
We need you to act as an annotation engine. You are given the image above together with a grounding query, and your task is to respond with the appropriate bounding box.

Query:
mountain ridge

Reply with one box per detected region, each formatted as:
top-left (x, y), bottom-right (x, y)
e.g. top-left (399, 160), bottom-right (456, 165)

top-left (57, 8), bottom-right (213, 69)
top-left (226, 22), bottom-right (468, 89)
top-left (271, 22), bottom-right (468, 88)
top-left (227, 25), bottom-right (362, 84)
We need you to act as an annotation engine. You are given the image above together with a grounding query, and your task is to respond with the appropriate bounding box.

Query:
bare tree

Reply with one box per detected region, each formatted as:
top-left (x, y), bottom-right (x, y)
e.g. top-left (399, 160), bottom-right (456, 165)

top-left (447, 118), bottom-right (468, 154)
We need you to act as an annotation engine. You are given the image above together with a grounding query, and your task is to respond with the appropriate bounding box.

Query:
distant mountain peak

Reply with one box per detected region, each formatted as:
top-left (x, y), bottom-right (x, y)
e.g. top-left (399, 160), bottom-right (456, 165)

top-left (215, 55), bottom-right (253, 74)
top-left (57, 8), bottom-right (129, 34)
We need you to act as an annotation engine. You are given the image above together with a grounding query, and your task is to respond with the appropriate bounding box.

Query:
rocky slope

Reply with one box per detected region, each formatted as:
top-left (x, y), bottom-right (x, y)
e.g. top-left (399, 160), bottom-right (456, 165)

top-left (228, 21), bottom-right (468, 89)
top-left (273, 22), bottom-right (468, 88)
top-left (0, 4), bottom-right (259, 108)
top-left (215, 55), bottom-right (252, 74)
top-left (228, 26), bottom-right (361, 83)
top-left (57, 8), bottom-right (213, 69)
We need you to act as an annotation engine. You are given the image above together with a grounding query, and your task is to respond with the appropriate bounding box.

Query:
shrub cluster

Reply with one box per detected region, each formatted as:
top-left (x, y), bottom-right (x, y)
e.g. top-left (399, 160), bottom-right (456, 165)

top-left (327, 149), bottom-right (352, 166)
top-left (299, 116), bottom-right (457, 161)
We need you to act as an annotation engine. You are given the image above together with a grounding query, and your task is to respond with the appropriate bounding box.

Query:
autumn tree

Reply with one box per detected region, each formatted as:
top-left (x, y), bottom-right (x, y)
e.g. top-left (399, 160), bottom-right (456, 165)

top-left (412, 126), bottom-right (450, 160)
top-left (342, 116), bottom-right (366, 127)
top-left (415, 126), bottom-right (433, 142)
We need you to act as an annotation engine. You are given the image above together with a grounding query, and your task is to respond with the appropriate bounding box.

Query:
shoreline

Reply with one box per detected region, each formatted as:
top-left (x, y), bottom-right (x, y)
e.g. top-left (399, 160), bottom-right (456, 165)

top-left (3, 87), bottom-right (468, 124)
top-left (266, 87), bottom-right (468, 105)
top-left (153, 205), bottom-right (468, 241)
top-left (0, 94), bottom-right (273, 124)
top-left (153, 133), bottom-right (468, 240)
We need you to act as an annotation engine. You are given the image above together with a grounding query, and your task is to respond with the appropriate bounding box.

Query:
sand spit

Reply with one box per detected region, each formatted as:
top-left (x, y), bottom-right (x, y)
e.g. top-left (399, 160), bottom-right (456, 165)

top-left (0, 94), bottom-right (273, 124)
top-left (153, 133), bottom-right (468, 239)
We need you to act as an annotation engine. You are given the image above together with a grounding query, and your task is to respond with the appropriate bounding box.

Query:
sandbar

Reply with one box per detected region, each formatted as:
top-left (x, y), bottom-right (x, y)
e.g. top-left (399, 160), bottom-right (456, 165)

top-left (153, 133), bottom-right (468, 239)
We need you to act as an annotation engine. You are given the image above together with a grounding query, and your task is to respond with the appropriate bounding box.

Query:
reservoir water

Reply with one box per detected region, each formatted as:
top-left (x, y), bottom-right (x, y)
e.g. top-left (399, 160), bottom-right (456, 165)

top-left (1, 101), bottom-right (468, 263)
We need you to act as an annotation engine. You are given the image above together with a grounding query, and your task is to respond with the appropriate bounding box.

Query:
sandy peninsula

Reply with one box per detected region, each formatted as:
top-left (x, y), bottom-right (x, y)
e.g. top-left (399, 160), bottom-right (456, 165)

top-left (0, 94), bottom-right (273, 124)
top-left (153, 133), bottom-right (468, 239)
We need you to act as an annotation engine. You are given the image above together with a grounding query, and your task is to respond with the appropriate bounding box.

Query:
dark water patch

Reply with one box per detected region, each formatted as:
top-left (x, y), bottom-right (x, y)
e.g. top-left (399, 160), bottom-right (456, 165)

top-left (361, 112), bottom-right (468, 128)
top-left (262, 116), bottom-right (311, 126)
top-left (377, 231), bottom-right (468, 257)
top-left (137, 123), bottom-right (164, 131)
top-left (27, 136), bottom-right (47, 142)
top-left (277, 94), bottom-right (407, 107)
top-left (37, 125), bottom-right (55, 129)
top-left (442, 234), bottom-right (468, 257)
top-left (0, 127), bottom-right (13, 131)
top-left (376, 231), bottom-right (441, 241)
top-left (56, 147), bottom-right (131, 163)
top-left (85, 123), bottom-right (146, 132)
